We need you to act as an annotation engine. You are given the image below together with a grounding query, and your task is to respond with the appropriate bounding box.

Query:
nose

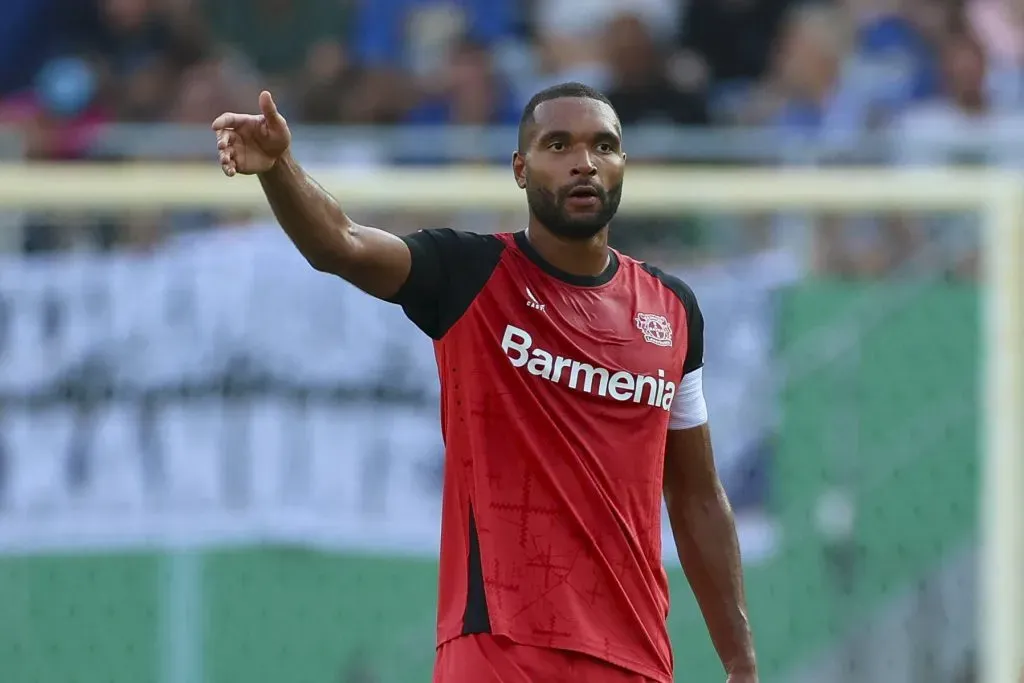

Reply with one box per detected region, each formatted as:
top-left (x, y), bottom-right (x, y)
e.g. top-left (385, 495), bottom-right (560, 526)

top-left (570, 150), bottom-right (597, 177)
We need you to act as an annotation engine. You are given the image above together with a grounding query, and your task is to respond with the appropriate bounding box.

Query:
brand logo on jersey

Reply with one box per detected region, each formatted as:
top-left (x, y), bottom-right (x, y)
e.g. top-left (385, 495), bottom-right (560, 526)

top-left (635, 312), bottom-right (672, 347)
top-left (525, 287), bottom-right (546, 311)
top-left (500, 324), bottom-right (676, 411)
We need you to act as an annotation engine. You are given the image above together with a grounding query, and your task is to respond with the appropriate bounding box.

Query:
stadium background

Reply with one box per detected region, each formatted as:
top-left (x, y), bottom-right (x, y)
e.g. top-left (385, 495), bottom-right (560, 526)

top-left (0, 0), bottom-right (1013, 682)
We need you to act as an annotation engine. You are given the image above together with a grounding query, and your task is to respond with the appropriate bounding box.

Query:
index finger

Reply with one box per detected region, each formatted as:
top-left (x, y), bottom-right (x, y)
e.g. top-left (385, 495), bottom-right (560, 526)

top-left (211, 112), bottom-right (244, 131)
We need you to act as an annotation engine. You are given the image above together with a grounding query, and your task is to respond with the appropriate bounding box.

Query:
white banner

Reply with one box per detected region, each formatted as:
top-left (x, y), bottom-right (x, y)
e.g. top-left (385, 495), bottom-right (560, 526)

top-left (0, 226), bottom-right (797, 560)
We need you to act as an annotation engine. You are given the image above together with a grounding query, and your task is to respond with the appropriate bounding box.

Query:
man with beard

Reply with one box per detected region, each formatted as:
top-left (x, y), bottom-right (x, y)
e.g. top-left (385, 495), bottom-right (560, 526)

top-left (212, 82), bottom-right (756, 683)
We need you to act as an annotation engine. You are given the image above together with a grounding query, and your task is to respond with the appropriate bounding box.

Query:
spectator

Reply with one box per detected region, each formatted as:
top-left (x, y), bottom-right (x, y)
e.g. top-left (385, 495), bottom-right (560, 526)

top-left (759, 5), bottom-right (902, 277)
top-left (350, 0), bottom-right (516, 121)
top-left (0, 57), bottom-right (110, 162)
top-left (295, 42), bottom-right (362, 124)
top-left (170, 59), bottom-right (252, 124)
top-left (849, 0), bottom-right (942, 121)
top-left (896, 29), bottom-right (1023, 167)
top-left (967, 0), bottom-right (1024, 107)
top-left (0, 0), bottom-right (97, 97)
top-left (892, 29), bottom-right (1024, 280)
top-left (353, 0), bottom-right (514, 74)
top-left (206, 0), bottom-right (351, 98)
top-left (87, 0), bottom-right (214, 121)
top-left (289, 41), bottom-right (386, 167)
top-left (603, 12), bottom-right (709, 126)
top-left (758, 3), bottom-right (879, 155)
top-left (673, 0), bottom-right (793, 120)
top-left (530, 0), bottom-right (676, 99)
top-left (405, 39), bottom-right (518, 127)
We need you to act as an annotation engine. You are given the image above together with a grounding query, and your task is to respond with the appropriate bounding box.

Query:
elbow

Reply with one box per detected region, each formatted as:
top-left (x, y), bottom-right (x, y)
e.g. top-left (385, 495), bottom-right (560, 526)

top-left (305, 226), bottom-right (358, 275)
top-left (306, 252), bottom-right (336, 274)
top-left (305, 246), bottom-right (350, 276)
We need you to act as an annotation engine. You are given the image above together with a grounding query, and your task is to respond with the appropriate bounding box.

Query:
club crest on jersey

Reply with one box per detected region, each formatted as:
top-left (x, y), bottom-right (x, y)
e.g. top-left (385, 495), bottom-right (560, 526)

top-left (635, 312), bottom-right (673, 347)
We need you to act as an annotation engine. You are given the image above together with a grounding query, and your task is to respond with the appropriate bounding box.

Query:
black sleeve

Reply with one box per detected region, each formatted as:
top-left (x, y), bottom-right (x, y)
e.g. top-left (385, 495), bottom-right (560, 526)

top-left (640, 263), bottom-right (705, 374)
top-left (387, 229), bottom-right (505, 340)
top-left (681, 285), bottom-right (705, 374)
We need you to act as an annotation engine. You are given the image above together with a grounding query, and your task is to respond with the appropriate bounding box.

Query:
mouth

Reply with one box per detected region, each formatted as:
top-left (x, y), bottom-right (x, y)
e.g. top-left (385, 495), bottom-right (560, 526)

top-left (567, 185), bottom-right (600, 199)
top-left (565, 185), bottom-right (602, 209)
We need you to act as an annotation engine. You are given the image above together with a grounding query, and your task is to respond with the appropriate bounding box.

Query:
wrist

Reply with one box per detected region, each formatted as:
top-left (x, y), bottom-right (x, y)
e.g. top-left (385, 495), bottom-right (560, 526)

top-left (726, 658), bottom-right (757, 676)
top-left (258, 150), bottom-right (293, 179)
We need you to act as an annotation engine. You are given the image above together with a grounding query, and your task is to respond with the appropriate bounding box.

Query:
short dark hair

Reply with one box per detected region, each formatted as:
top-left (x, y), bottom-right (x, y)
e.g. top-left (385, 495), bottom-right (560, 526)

top-left (517, 82), bottom-right (616, 151)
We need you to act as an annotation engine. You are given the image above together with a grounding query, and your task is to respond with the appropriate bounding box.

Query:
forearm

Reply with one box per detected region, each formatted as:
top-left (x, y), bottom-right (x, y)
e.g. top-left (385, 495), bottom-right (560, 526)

top-left (258, 152), bottom-right (354, 271)
top-left (668, 484), bottom-right (755, 674)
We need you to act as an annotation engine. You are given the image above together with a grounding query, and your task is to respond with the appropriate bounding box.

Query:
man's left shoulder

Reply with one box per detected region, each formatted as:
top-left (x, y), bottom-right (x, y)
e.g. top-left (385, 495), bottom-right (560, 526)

top-left (621, 255), bottom-right (699, 312)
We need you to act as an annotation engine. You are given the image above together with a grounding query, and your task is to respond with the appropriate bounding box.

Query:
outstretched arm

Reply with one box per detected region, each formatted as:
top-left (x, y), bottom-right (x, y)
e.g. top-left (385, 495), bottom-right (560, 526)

top-left (257, 154), bottom-right (411, 300)
top-left (664, 424), bottom-right (756, 681)
top-left (213, 91), bottom-right (411, 300)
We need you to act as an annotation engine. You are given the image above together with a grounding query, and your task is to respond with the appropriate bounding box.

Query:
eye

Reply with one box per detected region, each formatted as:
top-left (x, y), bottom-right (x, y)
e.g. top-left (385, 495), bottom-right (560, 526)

top-left (547, 141), bottom-right (566, 151)
top-left (596, 142), bottom-right (614, 153)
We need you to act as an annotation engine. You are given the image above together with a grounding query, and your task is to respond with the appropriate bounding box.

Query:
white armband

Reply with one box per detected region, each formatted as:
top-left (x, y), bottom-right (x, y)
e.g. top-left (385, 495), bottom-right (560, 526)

top-left (669, 367), bottom-right (708, 430)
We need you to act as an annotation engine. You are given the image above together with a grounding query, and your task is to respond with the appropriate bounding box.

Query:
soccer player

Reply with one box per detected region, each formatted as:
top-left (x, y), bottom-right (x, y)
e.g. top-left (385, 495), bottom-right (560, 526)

top-left (212, 82), bottom-right (757, 683)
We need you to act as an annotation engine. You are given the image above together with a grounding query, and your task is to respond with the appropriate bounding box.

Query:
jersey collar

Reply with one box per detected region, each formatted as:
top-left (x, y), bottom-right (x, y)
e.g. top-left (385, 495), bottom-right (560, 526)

top-left (514, 231), bottom-right (619, 288)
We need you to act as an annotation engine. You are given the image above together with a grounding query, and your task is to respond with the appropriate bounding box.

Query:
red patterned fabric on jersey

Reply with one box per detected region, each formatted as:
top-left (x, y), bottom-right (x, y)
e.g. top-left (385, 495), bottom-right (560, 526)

top-left (435, 633), bottom-right (659, 683)
top-left (390, 230), bottom-right (704, 683)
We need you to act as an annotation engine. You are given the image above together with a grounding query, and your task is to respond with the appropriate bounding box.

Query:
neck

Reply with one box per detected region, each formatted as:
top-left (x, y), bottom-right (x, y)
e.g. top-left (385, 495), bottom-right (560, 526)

top-left (525, 220), bottom-right (611, 277)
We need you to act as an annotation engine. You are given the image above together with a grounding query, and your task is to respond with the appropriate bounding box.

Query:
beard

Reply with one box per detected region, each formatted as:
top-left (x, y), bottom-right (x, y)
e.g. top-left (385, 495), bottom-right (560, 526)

top-left (525, 179), bottom-right (623, 240)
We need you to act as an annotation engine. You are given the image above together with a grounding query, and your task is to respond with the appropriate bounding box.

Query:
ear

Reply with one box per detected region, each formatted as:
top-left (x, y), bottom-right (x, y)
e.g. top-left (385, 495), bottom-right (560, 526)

top-left (512, 151), bottom-right (527, 189)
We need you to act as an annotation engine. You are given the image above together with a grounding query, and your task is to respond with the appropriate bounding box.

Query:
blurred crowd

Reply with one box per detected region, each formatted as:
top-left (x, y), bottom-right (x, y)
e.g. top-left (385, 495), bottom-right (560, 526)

top-left (3, 0), bottom-right (1018, 144)
top-left (2, 0), bottom-right (1019, 274)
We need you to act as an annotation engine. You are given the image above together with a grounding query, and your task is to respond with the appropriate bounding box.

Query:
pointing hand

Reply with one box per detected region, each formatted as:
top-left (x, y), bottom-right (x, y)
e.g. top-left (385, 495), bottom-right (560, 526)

top-left (211, 90), bottom-right (292, 176)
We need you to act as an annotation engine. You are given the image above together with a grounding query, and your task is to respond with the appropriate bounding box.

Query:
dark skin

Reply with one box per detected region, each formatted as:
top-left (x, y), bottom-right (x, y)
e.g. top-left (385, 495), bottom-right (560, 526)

top-left (212, 90), bottom-right (756, 682)
top-left (212, 91), bottom-right (412, 299)
top-left (512, 97), bottom-right (624, 278)
top-left (666, 426), bottom-right (757, 682)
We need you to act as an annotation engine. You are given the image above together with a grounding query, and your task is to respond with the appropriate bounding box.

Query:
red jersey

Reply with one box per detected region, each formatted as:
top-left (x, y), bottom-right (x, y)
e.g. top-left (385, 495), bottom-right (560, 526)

top-left (391, 230), bottom-right (704, 683)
